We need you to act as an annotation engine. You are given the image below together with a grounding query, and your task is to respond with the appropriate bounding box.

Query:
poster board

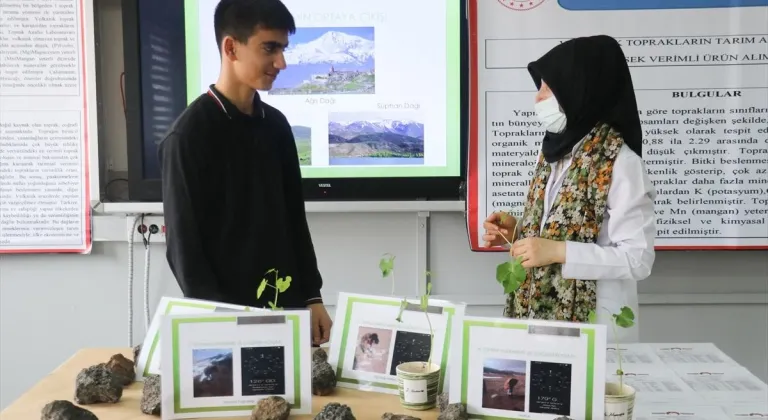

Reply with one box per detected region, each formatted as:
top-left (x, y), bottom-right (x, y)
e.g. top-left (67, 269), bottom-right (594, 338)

top-left (160, 310), bottom-right (313, 419)
top-left (465, 0), bottom-right (768, 252)
top-left (326, 292), bottom-right (466, 395)
top-left (0, 0), bottom-right (97, 254)
top-left (135, 296), bottom-right (263, 381)
top-left (449, 315), bottom-right (608, 419)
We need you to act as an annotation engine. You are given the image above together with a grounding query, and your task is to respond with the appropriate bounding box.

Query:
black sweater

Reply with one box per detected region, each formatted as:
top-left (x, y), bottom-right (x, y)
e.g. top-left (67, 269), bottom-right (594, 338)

top-left (158, 85), bottom-right (323, 308)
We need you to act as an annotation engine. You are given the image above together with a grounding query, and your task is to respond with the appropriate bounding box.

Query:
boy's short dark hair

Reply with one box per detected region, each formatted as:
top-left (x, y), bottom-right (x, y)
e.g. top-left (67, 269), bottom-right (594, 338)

top-left (213, 0), bottom-right (296, 52)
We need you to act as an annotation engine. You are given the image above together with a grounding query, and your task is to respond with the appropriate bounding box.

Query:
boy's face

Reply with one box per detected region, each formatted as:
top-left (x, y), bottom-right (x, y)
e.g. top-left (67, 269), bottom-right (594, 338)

top-left (222, 27), bottom-right (289, 91)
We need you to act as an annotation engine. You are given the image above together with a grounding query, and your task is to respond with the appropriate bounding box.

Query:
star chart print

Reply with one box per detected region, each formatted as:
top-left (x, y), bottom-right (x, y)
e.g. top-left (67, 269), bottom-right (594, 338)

top-left (240, 346), bottom-right (286, 396)
top-left (529, 361), bottom-right (573, 415)
top-left (389, 330), bottom-right (432, 376)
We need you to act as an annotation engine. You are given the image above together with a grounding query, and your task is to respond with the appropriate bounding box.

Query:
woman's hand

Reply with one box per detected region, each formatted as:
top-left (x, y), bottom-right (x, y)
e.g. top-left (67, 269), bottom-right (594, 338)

top-left (483, 211), bottom-right (517, 247)
top-left (511, 237), bottom-right (566, 268)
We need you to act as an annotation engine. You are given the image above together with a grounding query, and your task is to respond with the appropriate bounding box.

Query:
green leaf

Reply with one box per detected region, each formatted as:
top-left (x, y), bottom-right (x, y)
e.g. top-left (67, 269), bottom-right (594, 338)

top-left (613, 306), bottom-right (635, 328)
top-left (257, 279), bottom-right (267, 299)
top-left (379, 254), bottom-right (395, 277)
top-left (587, 310), bottom-right (597, 324)
top-left (495, 257), bottom-right (526, 294)
top-left (276, 276), bottom-right (292, 293)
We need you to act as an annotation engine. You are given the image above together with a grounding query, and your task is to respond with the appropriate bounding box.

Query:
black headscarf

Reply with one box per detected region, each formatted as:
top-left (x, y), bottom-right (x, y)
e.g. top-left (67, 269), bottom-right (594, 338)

top-left (527, 35), bottom-right (642, 163)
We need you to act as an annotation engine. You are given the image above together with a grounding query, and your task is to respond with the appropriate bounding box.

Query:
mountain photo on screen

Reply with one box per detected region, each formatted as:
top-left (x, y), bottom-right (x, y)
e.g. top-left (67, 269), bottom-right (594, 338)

top-left (328, 111), bottom-right (425, 166)
top-left (271, 26), bottom-right (375, 95)
top-left (291, 125), bottom-right (312, 166)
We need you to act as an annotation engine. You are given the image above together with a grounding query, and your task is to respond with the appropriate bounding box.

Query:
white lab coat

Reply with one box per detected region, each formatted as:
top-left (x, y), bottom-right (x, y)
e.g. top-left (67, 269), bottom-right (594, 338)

top-left (509, 139), bottom-right (656, 343)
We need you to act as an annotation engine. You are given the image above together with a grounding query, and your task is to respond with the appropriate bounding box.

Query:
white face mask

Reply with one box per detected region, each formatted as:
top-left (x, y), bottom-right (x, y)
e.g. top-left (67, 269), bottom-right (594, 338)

top-left (534, 95), bottom-right (567, 133)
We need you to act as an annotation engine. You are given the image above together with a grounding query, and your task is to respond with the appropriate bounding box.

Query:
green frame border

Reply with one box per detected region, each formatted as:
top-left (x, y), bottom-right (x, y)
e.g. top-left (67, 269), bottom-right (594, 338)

top-left (142, 300), bottom-right (253, 378)
top-left (459, 320), bottom-right (596, 420)
top-left (182, 1), bottom-right (461, 178)
top-left (334, 296), bottom-right (455, 393)
top-left (170, 314), bottom-right (302, 414)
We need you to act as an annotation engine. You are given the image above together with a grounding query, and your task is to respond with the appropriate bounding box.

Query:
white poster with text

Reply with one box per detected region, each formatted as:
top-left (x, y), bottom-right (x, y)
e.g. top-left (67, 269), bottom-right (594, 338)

top-left (466, 0), bottom-right (768, 251)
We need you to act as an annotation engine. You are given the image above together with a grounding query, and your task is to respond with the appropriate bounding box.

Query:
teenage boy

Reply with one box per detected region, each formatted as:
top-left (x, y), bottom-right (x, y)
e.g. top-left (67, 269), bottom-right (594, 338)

top-left (158, 0), bottom-right (332, 345)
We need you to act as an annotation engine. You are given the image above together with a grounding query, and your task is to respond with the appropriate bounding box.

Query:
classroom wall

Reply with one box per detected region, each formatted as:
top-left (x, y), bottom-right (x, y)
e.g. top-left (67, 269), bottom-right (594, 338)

top-left (1, 0), bottom-right (766, 410)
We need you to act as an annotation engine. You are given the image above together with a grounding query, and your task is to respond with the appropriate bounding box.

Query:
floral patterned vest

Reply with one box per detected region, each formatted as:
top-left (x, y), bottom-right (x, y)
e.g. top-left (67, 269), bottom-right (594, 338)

top-left (503, 123), bottom-right (624, 322)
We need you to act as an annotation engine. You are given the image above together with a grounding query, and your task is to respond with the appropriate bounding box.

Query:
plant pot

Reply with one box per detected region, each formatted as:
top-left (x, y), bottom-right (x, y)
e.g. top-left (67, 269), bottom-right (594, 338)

top-left (604, 382), bottom-right (636, 420)
top-left (395, 361), bottom-right (441, 410)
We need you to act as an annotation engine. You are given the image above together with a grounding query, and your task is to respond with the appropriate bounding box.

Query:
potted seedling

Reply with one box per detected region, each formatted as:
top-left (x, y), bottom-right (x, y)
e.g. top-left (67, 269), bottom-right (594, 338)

top-left (588, 306), bottom-right (637, 420)
top-left (257, 268), bottom-right (292, 310)
top-left (378, 255), bottom-right (441, 410)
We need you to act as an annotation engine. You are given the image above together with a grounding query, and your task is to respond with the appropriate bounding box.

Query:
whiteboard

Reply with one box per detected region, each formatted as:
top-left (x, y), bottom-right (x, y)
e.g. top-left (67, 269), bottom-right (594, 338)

top-left (466, 0), bottom-right (768, 251)
top-left (0, 0), bottom-right (98, 254)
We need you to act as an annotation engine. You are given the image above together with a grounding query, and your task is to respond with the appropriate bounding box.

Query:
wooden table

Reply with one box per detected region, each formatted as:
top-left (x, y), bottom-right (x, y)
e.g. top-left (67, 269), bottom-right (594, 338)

top-left (1, 348), bottom-right (440, 419)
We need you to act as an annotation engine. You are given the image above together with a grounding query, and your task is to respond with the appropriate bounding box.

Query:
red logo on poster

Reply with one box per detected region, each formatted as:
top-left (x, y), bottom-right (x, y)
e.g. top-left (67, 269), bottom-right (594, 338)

top-left (497, 0), bottom-right (546, 10)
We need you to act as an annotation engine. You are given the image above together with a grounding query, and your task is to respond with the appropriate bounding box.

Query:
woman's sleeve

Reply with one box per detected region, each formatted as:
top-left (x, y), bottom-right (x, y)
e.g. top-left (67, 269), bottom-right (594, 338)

top-left (561, 145), bottom-right (657, 281)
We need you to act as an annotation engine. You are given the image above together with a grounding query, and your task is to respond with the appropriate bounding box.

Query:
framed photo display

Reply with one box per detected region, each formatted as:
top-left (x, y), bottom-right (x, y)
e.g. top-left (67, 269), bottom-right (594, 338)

top-left (135, 296), bottom-right (260, 381)
top-left (449, 316), bottom-right (608, 420)
top-left (326, 292), bottom-right (466, 395)
top-left (160, 310), bottom-right (312, 419)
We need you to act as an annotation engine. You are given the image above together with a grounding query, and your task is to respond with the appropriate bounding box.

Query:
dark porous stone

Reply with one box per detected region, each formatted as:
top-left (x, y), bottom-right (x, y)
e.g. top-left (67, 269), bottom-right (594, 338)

top-left (250, 396), bottom-right (290, 420)
top-left (140, 374), bottom-right (161, 415)
top-left (105, 354), bottom-right (135, 386)
top-left (312, 361), bottom-right (337, 396)
top-left (74, 365), bottom-right (122, 404)
top-left (314, 402), bottom-right (355, 420)
top-left (438, 392), bottom-right (449, 412)
top-left (41, 400), bottom-right (98, 420)
top-left (438, 403), bottom-right (468, 420)
top-left (313, 347), bottom-right (328, 364)
top-left (133, 345), bottom-right (142, 364)
top-left (381, 413), bottom-right (421, 420)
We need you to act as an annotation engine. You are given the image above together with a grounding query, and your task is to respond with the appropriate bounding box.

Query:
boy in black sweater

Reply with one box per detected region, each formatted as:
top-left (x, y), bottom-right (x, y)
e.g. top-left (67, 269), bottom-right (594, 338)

top-left (158, 0), bottom-right (332, 344)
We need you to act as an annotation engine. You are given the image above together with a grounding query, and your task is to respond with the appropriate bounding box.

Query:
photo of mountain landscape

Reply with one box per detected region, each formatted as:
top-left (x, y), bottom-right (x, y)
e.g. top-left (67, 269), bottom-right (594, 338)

top-left (270, 27), bottom-right (375, 95)
top-left (328, 112), bottom-right (425, 165)
top-left (191, 348), bottom-right (234, 398)
top-left (291, 125), bottom-right (312, 165)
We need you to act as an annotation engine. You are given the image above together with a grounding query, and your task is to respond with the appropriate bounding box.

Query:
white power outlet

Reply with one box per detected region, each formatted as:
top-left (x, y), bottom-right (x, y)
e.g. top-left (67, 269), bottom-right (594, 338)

top-left (125, 216), bottom-right (167, 243)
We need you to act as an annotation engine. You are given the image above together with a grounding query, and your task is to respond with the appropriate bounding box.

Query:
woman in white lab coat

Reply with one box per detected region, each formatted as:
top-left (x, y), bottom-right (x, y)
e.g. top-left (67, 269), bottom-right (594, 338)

top-left (482, 35), bottom-right (656, 343)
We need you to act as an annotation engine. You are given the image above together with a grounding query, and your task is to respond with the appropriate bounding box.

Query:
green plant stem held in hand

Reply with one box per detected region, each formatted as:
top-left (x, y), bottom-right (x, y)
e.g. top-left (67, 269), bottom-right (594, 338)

top-left (493, 210), bottom-right (527, 294)
top-left (379, 254), bottom-right (435, 369)
top-left (257, 268), bottom-right (292, 310)
top-left (587, 306), bottom-right (635, 393)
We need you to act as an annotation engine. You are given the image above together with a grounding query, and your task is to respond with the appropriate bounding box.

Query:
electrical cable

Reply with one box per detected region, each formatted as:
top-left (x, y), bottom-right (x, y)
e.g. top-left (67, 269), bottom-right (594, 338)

top-left (142, 218), bottom-right (153, 332)
top-left (127, 214), bottom-right (142, 347)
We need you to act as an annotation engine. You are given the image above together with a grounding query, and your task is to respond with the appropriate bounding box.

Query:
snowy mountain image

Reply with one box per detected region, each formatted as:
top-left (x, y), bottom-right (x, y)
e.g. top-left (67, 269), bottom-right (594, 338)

top-left (270, 27), bottom-right (375, 95)
top-left (192, 348), bottom-right (234, 398)
top-left (328, 112), bottom-right (425, 166)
